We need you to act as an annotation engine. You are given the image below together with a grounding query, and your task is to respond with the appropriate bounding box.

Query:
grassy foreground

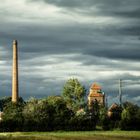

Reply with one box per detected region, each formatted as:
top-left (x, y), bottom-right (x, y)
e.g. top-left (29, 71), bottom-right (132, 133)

top-left (0, 131), bottom-right (140, 140)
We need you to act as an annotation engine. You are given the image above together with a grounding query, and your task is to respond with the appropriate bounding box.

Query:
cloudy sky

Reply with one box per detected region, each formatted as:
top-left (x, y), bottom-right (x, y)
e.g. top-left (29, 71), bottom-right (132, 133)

top-left (0, 0), bottom-right (140, 105)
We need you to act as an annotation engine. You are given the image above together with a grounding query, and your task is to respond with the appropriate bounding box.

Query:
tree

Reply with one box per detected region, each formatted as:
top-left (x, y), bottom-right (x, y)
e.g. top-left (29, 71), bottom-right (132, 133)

top-left (0, 97), bottom-right (12, 111)
top-left (88, 100), bottom-right (100, 128)
top-left (120, 102), bottom-right (140, 130)
top-left (99, 107), bottom-right (110, 130)
top-left (0, 98), bottom-right (25, 131)
top-left (23, 97), bottom-right (54, 131)
top-left (47, 96), bottom-right (73, 130)
top-left (62, 78), bottom-right (86, 111)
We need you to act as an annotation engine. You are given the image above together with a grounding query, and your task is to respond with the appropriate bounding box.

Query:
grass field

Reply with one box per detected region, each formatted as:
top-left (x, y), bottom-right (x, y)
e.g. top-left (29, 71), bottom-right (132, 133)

top-left (0, 131), bottom-right (140, 140)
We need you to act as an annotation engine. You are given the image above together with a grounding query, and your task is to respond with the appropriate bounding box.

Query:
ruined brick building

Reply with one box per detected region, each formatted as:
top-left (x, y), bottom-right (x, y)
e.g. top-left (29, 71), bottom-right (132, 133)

top-left (88, 83), bottom-right (105, 107)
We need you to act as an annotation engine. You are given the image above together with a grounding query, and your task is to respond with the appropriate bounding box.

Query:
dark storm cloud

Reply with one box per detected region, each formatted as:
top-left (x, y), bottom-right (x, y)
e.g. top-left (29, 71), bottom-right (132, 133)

top-left (119, 26), bottom-right (140, 36)
top-left (84, 45), bottom-right (140, 61)
top-left (0, 0), bottom-right (140, 105)
top-left (113, 9), bottom-right (140, 19)
top-left (28, 0), bottom-right (139, 8)
top-left (1, 23), bottom-right (140, 62)
top-left (28, 0), bottom-right (140, 18)
top-left (27, 0), bottom-right (140, 38)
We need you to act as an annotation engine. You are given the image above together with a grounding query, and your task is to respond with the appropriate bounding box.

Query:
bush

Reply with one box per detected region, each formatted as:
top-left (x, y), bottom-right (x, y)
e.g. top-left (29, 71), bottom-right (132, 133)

top-left (120, 102), bottom-right (140, 130)
top-left (0, 98), bottom-right (25, 131)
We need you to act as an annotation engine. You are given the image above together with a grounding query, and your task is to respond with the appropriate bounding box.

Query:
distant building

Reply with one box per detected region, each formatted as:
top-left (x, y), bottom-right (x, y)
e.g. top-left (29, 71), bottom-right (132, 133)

top-left (88, 83), bottom-right (105, 107)
top-left (0, 111), bottom-right (3, 121)
top-left (107, 103), bottom-right (121, 118)
top-left (107, 103), bottom-right (118, 117)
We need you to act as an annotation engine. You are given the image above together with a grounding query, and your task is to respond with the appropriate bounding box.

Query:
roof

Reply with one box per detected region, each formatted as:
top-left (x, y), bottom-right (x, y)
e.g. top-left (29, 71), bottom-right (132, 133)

top-left (89, 93), bottom-right (104, 97)
top-left (90, 83), bottom-right (101, 90)
top-left (108, 103), bottom-right (119, 111)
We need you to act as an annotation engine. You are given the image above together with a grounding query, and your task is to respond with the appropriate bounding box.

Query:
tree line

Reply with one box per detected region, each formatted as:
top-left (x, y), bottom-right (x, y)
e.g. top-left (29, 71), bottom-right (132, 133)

top-left (0, 78), bottom-right (140, 131)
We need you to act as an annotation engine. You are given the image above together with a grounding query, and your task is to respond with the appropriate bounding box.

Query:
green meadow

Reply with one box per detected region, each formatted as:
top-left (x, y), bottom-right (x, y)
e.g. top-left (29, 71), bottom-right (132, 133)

top-left (0, 131), bottom-right (140, 140)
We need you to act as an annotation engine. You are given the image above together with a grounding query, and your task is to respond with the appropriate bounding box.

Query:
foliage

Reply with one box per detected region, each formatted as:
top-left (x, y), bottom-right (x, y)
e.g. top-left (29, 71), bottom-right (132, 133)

top-left (87, 99), bottom-right (100, 127)
top-left (23, 97), bottom-right (54, 131)
top-left (120, 102), bottom-right (140, 130)
top-left (46, 96), bottom-right (73, 130)
top-left (0, 97), bottom-right (12, 111)
top-left (62, 78), bottom-right (86, 111)
top-left (0, 97), bottom-right (25, 131)
top-left (0, 80), bottom-right (140, 131)
top-left (99, 107), bottom-right (110, 130)
top-left (23, 96), bottom-right (74, 131)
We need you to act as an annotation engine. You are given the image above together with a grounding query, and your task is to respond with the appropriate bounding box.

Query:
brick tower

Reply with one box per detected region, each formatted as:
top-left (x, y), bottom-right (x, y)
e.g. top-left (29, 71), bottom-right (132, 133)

top-left (88, 83), bottom-right (105, 107)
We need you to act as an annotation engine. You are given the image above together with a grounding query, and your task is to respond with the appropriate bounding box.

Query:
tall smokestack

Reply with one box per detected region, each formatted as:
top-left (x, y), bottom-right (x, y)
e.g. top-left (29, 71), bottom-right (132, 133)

top-left (12, 40), bottom-right (19, 103)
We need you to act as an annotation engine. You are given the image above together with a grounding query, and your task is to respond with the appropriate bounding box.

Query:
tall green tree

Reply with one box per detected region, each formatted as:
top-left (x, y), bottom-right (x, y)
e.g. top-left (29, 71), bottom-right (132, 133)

top-left (62, 78), bottom-right (86, 111)
top-left (120, 102), bottom-right (140, 130)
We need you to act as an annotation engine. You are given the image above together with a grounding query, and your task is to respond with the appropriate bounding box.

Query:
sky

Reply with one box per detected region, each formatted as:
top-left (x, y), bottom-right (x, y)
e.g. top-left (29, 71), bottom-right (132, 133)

top-left (0, 0), bottom-right (140, 105)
